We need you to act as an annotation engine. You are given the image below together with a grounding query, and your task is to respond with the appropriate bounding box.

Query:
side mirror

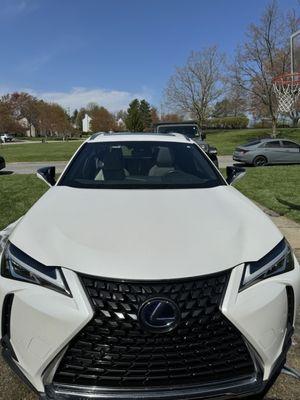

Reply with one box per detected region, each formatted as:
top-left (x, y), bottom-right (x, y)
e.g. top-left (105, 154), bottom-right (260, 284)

top-left (201, 131), bottom-right (206, 140)
top-left (226, 166), bottom-right (246, 185)
top-left (37, 166), bottom-right (56, 187)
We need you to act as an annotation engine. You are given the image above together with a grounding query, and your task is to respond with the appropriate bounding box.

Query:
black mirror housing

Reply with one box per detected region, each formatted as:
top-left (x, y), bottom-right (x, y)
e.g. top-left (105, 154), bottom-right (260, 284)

top-left (37, 166), bottom-right (56, 187)
top-left (226, 166), bottom-right (246, 185)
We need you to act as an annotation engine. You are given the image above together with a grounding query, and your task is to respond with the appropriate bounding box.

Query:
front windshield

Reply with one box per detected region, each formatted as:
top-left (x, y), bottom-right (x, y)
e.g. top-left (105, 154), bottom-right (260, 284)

top-left (59, 141), bottom-right (224, 189)
top-left (157, 125), bottom-right (199, 138)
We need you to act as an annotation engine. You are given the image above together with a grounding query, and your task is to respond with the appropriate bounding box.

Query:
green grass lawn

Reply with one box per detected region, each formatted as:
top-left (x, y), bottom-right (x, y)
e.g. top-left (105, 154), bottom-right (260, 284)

top-left (0, 165), bottom-right (299, 231)
top-left (0, 141), bottom-right (82, 163)
top-left (207, 128), bottom-right (300, 155)
top-left (234, 165), bottom-right (300, 223)
top-left (0, 174), bottom-right (47, 230)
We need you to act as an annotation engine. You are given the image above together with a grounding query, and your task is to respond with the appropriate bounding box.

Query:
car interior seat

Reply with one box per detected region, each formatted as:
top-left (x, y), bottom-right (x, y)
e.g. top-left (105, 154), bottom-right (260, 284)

top-left (148, 147), bottom-right (175, 176)
top-left (102, 148), bottom-right (126, 180)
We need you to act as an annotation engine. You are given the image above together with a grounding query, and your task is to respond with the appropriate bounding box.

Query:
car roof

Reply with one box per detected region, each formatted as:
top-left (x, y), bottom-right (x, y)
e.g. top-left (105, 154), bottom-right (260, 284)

top-left (87, 132), bottom-right (192, 144)
top-left (246, 138), bottom-right (297, 144)
top-left (259, 138), bottom-right (296, 142)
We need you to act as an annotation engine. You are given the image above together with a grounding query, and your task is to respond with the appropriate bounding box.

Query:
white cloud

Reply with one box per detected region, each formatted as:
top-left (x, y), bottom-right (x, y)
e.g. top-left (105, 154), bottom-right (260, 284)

top-left (1, 0), bottom-right (39, 18)
top-left (37, 87), bottom-right (153, 112)
top-left (0, 86), bottom-right (154, 112)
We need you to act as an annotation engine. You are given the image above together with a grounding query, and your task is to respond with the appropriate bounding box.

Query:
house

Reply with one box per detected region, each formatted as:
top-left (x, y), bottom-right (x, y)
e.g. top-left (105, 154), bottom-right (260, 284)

top-left (82, 113), bottom-right (92, 132)
top-left (117, 118), bottom-right (125, 129)
top-left (19, 117), bottom-right (37, 137)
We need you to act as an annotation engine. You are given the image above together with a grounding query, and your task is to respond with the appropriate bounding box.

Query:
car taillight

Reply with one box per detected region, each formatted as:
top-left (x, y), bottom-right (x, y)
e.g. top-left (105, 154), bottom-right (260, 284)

top-left (236, 148), bottom-right (249, 154)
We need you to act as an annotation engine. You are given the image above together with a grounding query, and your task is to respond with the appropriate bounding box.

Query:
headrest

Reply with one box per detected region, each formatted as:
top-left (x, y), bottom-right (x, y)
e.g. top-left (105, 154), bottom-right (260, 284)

top-left (156, 147), bottom-right (173, 167)
top-left (103, 149), bottom-right (124, 171)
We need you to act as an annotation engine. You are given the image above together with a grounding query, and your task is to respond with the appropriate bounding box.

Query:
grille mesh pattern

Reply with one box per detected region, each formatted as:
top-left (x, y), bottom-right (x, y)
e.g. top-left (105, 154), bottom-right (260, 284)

top-left (54, 272), bottom-right (255, 388)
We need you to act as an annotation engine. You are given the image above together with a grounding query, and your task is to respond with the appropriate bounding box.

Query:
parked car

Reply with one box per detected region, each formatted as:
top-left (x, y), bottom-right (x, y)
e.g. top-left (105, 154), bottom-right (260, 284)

top-left (0, 132), bottom-right (299, 400)
top-left (0, 155), bottom-right (5, 171)
top-left (233, 138), bottom-right (300, 166)
top-left (153, 122), bottom-right (219, 167)
top-left (0, 133), bottom-right (14, 143)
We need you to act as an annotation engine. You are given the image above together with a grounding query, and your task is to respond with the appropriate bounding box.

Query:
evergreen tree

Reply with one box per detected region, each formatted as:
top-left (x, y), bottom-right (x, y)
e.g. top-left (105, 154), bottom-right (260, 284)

top-left (125, 99), bottom-right (144, 132)
top-left (139, 99), bottom-right (152, 130)
top-left (71, 109), bottom-right (78, 124)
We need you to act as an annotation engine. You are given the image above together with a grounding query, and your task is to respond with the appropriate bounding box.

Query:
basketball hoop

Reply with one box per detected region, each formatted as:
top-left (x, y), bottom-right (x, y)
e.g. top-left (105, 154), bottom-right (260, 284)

top-left (273, 72), bottom-right (300, 113)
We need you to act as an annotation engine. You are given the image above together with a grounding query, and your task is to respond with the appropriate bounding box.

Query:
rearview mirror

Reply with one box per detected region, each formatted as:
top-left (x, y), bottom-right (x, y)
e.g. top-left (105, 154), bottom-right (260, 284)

top-left (226, 166), bottom-right (246, 185)
top-left (37, 166), bottom-right (56, 187)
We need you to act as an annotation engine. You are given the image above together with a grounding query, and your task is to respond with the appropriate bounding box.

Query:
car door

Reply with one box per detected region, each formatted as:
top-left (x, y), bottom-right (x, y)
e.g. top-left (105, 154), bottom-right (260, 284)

top-left (262, 140), bottom-right (282, 163)
top-left (280, 140), bottom-right (300, 163)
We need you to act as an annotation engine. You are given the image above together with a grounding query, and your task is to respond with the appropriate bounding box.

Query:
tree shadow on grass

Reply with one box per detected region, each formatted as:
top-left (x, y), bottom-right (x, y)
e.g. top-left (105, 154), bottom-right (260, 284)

top-left (277, 197), bottom-right (300, 211)
top-left (0, 171), bottom-right (13, 175)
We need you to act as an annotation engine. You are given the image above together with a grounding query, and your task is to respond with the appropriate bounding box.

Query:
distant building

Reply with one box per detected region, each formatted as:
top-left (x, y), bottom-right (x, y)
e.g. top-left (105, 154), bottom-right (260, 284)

top-left (19, 117), bottom-right (37, 137)
top-left (82, 113), bottom-right (92, 132)
top-left (117, 117), bottom-right (126, 130)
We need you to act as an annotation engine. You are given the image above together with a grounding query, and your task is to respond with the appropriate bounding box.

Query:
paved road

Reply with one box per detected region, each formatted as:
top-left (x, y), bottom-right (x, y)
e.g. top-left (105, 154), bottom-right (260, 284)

top-left (2, 161), bottom-right (68, 175)
top-left (1, 156), bottom-right (235, 175)
top-left (0, 140), bottom-right (83, 145)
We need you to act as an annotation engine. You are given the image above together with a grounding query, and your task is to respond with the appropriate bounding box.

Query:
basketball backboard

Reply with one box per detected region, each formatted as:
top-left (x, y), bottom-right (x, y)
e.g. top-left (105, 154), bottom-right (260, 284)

top-left (291, 30), bottom-right (300, 74)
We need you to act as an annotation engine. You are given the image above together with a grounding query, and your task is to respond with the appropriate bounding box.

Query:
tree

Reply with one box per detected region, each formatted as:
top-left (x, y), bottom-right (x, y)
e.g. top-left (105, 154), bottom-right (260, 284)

top-left (116, 110), bottom-right (128, 122)
top-left (150, 107), bottom-right (160, 124)
top-left (164, 46), bottom-right (225, 128)
top-left (90, 106), bottom-right (116, 132)
top-left (36, 101), bottom-right (73, 138)
top-left (0, 100), bottom-right (25, 134)
top-left (231, 1), bottom-right (299, 135)
top-left (227, 83), bottom-right (248, 116)
top-left (4, 92), bottom-right (40, 136)
top-left (125, 99), bottom-right (144, 131)
top-left (75, 108), bottom-right (87, 131)
top-left (71, 109), bottom-right (78, 125)
top-left (160, 113), bottom-right (182, 123)
top-left (139, 100), bottom-right (152, 130)
top-left (212, 94), bottom-right (247, 118)
top-left (212, 99), bottom-right (233, 118)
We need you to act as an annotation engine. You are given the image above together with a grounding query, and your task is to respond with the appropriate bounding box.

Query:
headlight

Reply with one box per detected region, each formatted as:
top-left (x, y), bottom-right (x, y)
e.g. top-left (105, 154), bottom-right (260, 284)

top-left (240, 239), bottom-right (294, 291)
top-left (1, 242), bottom-right (71, 297)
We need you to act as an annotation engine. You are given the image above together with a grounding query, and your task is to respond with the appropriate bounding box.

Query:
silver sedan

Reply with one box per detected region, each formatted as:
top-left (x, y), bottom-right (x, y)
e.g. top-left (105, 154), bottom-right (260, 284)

top-left (233, 138), bottom-right (300, 166)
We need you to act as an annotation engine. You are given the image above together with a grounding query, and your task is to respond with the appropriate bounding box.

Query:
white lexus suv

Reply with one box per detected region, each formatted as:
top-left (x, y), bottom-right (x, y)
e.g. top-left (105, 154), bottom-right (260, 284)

top-left (0, 132), bottom-right (299, 400)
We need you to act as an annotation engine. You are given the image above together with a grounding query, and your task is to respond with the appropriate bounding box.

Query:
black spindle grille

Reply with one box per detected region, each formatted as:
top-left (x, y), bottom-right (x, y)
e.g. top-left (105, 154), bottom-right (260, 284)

top-left (54, 271), bottom-right (255, 388)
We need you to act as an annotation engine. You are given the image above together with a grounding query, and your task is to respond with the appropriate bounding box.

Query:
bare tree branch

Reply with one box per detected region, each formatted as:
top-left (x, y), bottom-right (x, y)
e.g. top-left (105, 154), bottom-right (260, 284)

top-left (164, 46), bottom-right (225, 127)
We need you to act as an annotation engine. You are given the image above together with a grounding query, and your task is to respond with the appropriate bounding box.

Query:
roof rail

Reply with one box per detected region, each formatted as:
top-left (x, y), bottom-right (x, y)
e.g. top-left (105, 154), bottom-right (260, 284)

top-left (89, 132), bottom-right (105, 140)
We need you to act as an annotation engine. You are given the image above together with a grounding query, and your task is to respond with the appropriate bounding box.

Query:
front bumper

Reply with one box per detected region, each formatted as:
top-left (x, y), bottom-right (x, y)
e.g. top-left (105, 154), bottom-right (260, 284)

top-left (44, 378), bottom-right (263, 399)
top-left (0, 254), bottom-right (299, 399)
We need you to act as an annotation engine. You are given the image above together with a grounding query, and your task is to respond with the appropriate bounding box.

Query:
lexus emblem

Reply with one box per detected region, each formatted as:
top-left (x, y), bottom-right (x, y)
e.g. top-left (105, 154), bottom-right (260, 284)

top-left (139, 298), bottom-right (180, 333)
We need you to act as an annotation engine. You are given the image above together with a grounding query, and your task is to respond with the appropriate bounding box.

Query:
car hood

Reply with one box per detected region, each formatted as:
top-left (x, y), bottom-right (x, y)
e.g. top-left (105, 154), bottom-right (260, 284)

top-left (10, 186), bottom-right (282, 280)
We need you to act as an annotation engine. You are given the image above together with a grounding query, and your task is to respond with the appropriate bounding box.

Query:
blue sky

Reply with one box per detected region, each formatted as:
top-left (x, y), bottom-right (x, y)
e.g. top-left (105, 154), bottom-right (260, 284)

top-left (0, 0), bottom-right (298, 111)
